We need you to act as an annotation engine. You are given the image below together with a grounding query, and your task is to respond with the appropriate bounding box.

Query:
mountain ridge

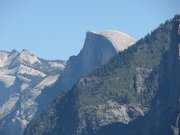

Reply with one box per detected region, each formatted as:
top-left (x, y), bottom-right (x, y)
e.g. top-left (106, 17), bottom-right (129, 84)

top-left (96, 15), bottom-right (180, 135)
top-left (0, 49), bottom-right (66, 135)
top-left (24, 15), bottom-right (180, 135)
top-left (0, 29), bottom-right (135, 135)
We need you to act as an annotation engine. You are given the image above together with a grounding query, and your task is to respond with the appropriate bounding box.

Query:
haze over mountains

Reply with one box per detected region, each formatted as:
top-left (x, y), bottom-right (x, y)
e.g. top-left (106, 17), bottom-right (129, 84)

top-left (24, 15), bottom-right (180, 135)
top-left (0, 30), bottom-right (135, 135)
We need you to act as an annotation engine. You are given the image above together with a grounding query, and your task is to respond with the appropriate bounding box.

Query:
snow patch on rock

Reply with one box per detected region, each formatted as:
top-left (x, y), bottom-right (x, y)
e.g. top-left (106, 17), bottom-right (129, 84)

top-left (18, 65), bottom-right (46, 78)
top-left (31, 75), bottom-right (59, 98)
top-left (19, 49), bottom-right (41, 65)
top-left (0, 94), bottom-right (20, 119)
top-left (0, 51), bottom-right (9, 67)
top-left (20, 83), bottom-right (29, 91)
top-left (0, 67), bottom-right (18, 75)
top-left (48, 62), bottom-right (65, 69)
top-left (16, 98), bottom-right (37, 128)
top-left (0, 75), bottom-right (16, 88)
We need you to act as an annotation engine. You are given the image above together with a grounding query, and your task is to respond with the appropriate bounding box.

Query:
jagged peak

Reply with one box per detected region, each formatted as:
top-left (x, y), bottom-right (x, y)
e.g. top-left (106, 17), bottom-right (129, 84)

top-left (19, 49), bottom-right (41, 64)
top-left (22, 49), bottom-right (28, 52)
top-left (0, 50), bottom-right (10, 54)
top-left (0, 51), bottom-right (10, 67)
top-left (11, 49), bottom-right (18, 53)
top-left (20, 49), bottom-right (32, 54)
top-left (86, 30), bottom-right (136, 51)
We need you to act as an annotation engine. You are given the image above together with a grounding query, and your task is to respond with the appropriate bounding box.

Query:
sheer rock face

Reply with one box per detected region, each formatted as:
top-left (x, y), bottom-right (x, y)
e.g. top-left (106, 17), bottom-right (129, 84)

top-left (0, 49), bottom-right (66, 135)
top-left (59, 30), bottom-right (135, 90)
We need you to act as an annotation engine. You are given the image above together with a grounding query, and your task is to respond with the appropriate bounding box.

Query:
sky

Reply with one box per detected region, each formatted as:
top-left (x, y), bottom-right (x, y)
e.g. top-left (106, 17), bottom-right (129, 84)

top-left (0, 0), bottom-right (180, 60)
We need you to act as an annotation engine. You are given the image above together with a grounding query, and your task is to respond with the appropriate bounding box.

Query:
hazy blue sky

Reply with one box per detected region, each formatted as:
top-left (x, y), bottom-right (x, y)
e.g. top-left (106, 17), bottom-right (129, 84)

top-left (0, 0), bottom-right (180, 60)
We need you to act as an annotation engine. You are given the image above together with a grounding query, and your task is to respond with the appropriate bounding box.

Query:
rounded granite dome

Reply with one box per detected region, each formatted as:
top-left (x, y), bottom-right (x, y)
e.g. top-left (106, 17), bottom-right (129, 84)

top-left (91, 30), bottom-right (136, 51)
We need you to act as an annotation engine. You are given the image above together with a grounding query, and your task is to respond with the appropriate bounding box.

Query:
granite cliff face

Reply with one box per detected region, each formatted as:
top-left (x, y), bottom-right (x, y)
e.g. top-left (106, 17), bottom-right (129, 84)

top-left (59, 30), bottom-right (135, 90)
top-left (0, 49), bottom-right (66, 135)
top-left (24, 16), bottom-right (180, 135)
top-left (34, 30), bottom-right (135, 115)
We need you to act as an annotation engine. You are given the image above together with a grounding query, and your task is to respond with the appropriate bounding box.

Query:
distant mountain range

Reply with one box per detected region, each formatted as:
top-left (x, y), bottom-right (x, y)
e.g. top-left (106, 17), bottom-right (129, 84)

top-left (24, 15), bottom-right (180, 135)
top-left (0, 49), bottom-right (66, 135)
top-left (0, 30), bottom-right (135, 135)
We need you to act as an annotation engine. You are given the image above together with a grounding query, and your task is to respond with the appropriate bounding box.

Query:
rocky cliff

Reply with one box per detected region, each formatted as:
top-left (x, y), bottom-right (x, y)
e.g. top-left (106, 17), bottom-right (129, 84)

top-left (59, 30), bottom-right (135, 90)
top-left (24, 15), bottom-right (180, 135)
top-left (34, 30), bottom-right (135, 117)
